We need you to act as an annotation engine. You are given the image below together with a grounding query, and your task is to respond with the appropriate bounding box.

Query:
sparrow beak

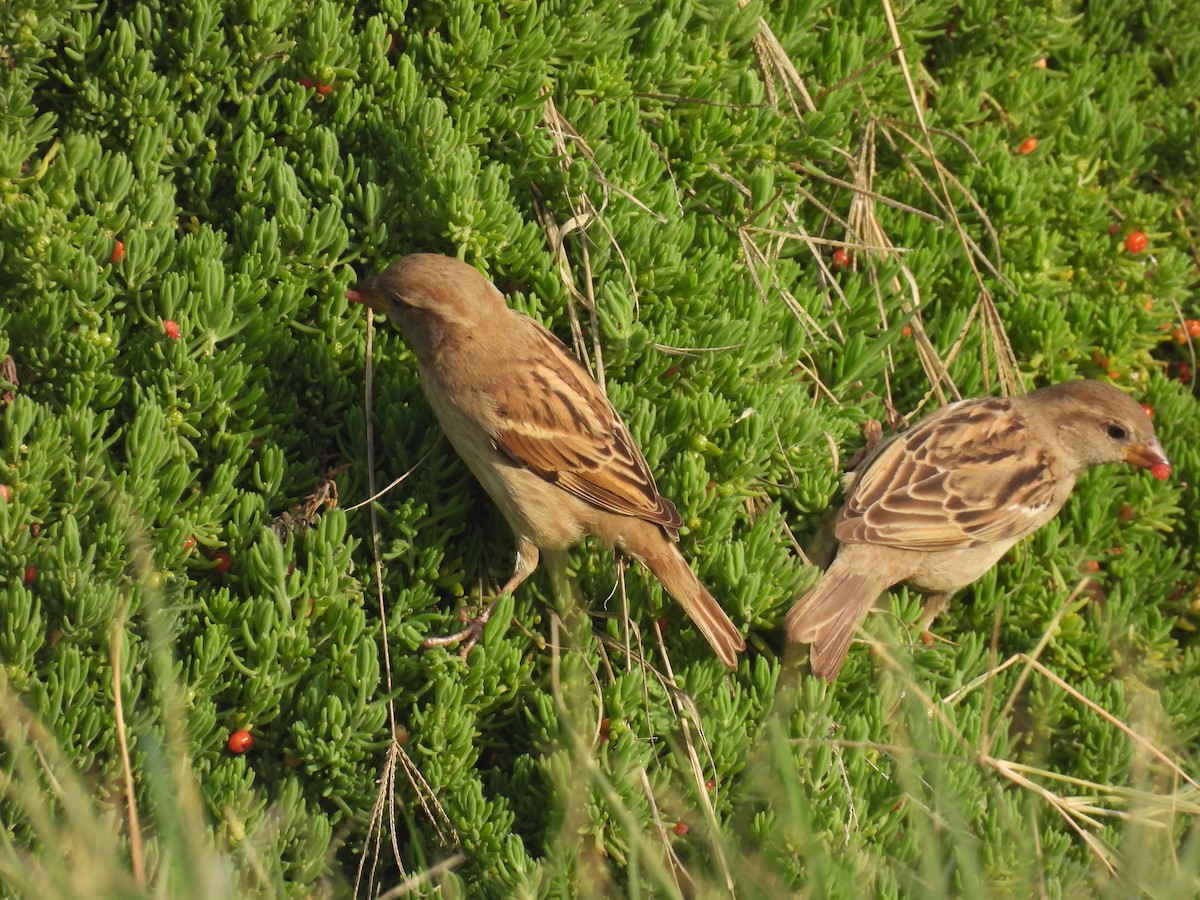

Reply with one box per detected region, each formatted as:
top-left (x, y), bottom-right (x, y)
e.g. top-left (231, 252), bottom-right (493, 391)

top-left (345, 277), bottom-right (387, 311)
top-left (1125, 439), bottom-right (1171, 480)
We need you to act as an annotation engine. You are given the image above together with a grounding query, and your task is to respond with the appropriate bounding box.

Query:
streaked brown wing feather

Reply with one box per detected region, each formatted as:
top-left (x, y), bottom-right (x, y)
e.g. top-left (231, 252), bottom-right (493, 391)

top-left (490, 320), bottom-right (682, 534)
top-left (837, 398), bottom-right (1060, 550)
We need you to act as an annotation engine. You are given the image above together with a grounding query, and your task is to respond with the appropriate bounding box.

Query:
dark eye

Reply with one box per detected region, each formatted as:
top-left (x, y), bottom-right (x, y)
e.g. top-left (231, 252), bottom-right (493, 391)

top-left (1106, 423), bottom-right (1128, 440)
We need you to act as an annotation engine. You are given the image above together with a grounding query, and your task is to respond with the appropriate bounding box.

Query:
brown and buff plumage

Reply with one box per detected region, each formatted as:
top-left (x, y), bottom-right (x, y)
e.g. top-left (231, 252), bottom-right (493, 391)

top-left (786, 380), bottom-right (1171, 679)
top-left (347, 253), bottom-right (745, 668)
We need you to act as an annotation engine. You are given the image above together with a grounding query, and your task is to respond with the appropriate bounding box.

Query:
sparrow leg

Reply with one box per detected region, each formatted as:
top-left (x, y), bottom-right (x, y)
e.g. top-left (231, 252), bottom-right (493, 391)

top-left (917, 591), bottom-right (952, 645)
top-left (421, 540), bottom-right (540, 659)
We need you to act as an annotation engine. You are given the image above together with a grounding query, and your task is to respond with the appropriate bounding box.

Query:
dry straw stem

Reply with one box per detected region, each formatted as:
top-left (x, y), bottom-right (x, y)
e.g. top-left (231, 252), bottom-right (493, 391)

top-left (355, 737), bottom-right (460, 898)
top-left (818, 573), bottom-right (1200, 878)
top-left (538, 86), bottom-right (664, 393)
top-left (355, 313), bottom-right (460, 895)
top-left (946, 651), bottom-right (1200, 796)
top-left (741, 0), bottom-right (1026, 421)
top-left (878, 0), bottom-right (1022, 400)
top-left (372, 852), bottom-right (467, 900)
top-left (738, 0), bottom-right (816, 120)
top-left (934, 579), bottom-right (1200, 875)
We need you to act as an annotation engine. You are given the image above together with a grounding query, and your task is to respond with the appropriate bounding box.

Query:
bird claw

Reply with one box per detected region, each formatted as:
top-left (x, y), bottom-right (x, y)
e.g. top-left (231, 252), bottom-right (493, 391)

top-left (420, 619), bottom-right (487, 658)
top-left (420, 600), bottom-right (498, 660)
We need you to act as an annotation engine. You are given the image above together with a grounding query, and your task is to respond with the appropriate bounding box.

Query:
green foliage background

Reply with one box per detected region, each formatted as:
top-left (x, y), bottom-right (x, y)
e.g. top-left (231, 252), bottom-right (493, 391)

top-left (2, 0), bottom-right (1199, 896)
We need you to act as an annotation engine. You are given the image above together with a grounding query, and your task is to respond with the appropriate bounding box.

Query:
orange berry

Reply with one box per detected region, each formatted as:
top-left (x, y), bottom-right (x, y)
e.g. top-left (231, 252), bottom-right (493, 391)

top-left (1017, 137), bottom-right (1038, 155)
top-left (1125, 231), bottom-right (1148, 254)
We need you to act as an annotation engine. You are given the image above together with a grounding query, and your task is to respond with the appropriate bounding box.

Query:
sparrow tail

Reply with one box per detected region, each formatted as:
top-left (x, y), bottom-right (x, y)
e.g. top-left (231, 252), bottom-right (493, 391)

top-left (784, 557), bottom-right (886, 680)
top-left (641, 544), bottom-right (745, 669)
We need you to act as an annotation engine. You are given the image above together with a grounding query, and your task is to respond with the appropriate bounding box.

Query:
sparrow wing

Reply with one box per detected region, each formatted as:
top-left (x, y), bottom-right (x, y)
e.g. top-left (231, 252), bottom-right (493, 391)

top-left (836, 398), bottom-right (1064, 550)
top-left (489, 319), bottom-right (682, 535)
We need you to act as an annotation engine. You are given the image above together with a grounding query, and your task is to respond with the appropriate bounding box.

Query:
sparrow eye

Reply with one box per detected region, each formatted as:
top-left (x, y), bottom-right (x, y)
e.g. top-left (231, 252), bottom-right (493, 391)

top-left (1106, 423), bottom-right (1128, 440)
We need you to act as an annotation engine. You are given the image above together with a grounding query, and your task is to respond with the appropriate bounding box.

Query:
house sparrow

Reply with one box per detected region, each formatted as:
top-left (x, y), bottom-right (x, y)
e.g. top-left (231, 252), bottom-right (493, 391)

top-left (346, 254), bottom-right (745, 668)
top-left (785, 380), bottom-right (1171, 680)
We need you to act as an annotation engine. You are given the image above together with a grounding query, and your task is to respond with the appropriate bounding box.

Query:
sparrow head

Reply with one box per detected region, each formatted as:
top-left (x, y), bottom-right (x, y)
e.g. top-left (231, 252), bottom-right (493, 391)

top-left (345, 254), bottom-right (506, 330)
top-left (1032, 380), bottom-right (1171, 479)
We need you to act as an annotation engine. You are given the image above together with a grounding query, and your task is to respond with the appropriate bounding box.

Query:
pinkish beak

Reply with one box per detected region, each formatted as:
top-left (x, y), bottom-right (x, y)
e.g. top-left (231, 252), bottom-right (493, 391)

top-left (345, 284), bottom-right (385, 311)
top-left (1125, 439), bottom-right (1171, 480)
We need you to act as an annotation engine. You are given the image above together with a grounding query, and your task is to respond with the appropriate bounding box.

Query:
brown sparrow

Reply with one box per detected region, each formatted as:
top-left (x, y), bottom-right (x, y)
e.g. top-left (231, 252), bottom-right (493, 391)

top-left (785, 380), bottom-right (1171, 679)
top-left (346, 254), bottom-right (745, 668)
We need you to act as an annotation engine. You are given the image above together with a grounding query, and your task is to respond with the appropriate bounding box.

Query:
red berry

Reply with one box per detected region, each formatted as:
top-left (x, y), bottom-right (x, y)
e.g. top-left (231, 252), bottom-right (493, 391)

top-left (1171, 326), bottom-right (1188, 345)
top-left (1186, 320), bottom-right (1200, 338)
top-left (673, 822), bottom-right (689, 836)
top-left (901, 324), bottom-right (913, 337)
top-left (1140, 403), bottom-right (1153, 418)
top-left (23, 565), bottom-right (37, 585)
top-left (1118, 503), bottom-right (1135, 523)
top-left (315, 83), bottom-right (334, 95)
top-left (163, 319), bottom-right (181, 340)
top-left (211, 550), bottom-right (233, 574)
top-left (832, 248), bottom-right (850, 269)
top-left (1079, 560), bottom-right (1101, 573)
top-left (111, 239), bottom-right (125, 264)
top-left (227, 730), bottom-right (253, 753)
top-left (1125, 231), bottom-right (1148, 254)
top-left (1016, 137), bottom-right (1038, 155)
top-left (298, 77), bottom-right (314, 89)
top-left (1107, 222), bottom-right (1122, 236)
top-left (183, 535), bottom-right (196, 551)
top-left (1150, 462), bottom-right (1171, 482)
